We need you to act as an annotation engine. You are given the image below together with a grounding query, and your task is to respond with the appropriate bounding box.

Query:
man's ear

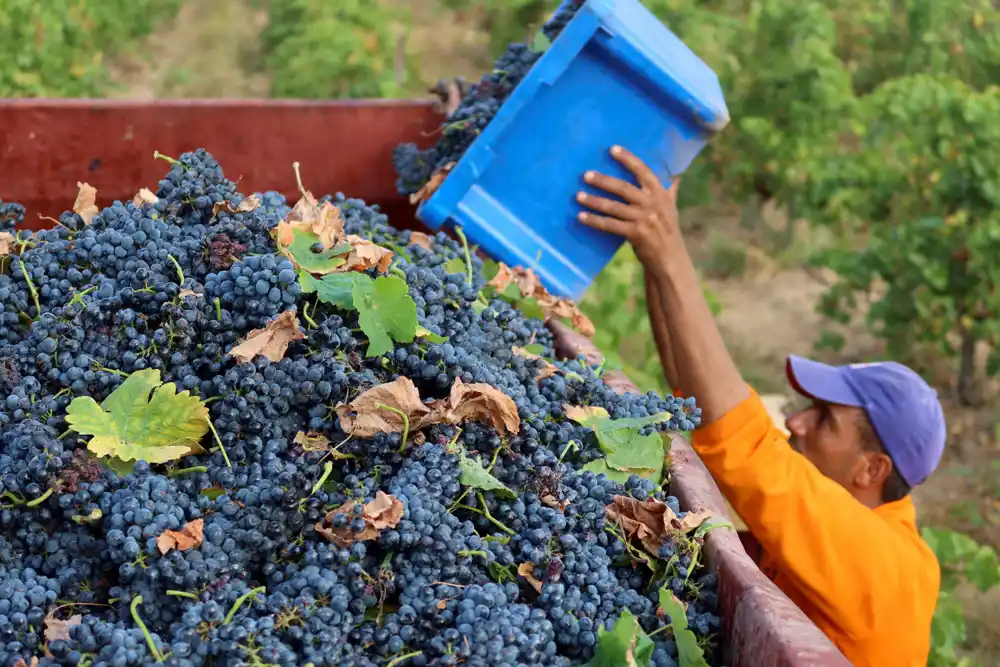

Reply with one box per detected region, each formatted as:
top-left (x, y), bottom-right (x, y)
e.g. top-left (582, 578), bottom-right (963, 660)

top-left (856, 451), bottom-right (893, 489)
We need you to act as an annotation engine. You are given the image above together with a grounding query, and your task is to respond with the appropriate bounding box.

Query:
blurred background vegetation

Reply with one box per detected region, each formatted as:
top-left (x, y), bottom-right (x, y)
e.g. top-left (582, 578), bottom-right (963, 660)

top-left (3, 0), bottom-right (1000, 663)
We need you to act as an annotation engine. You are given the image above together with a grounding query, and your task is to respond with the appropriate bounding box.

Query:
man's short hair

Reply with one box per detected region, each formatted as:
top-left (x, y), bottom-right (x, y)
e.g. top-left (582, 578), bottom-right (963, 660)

top-left (857, 412), bottom-right (911, 503)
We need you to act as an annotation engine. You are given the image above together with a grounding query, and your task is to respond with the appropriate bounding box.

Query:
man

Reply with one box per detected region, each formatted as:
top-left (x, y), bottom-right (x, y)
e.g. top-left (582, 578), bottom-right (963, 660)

top-left (576, 146), bottom-right (943, 667)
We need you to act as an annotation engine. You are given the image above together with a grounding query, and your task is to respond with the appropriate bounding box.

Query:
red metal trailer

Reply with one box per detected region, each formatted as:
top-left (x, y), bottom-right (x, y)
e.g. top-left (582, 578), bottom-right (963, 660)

top-left (0, 99), bottom-right (851, 667)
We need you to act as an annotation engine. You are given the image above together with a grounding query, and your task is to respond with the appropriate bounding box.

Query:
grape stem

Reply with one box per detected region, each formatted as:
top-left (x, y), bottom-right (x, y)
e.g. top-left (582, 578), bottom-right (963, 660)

top-left (310, 461), bottom-right (334, 497)
top-left (558, 439), bottom-right (579, 463)
top-left (204, 416), bottom-right (233, 468)
top-left (167, 254), bottom-right (185, 285)
top-left (130, 595), bottom-right (164, 662)
top-left (376, 404), bottom-right (410, 454)
top-left (17, 258), bottom-right (40, 320)
top-left (167, 466), bottom-right (208, 477)
top-left (386, 651), bottom-right (423, 667)
top-left (153, 150), bottom-right (185, 170)
top-left (166, 590), bottom-right (199, 600)
top-left (453, 226), bottom-right (474, 286)
top-left (301, 301), bottom-right (318, 329)
top-left (223, 586), bottom-right (266, 624)
top-left (455, 493), bottom-right (515, 536)
top-left (25, 487), bottom-right (54, 507)
top-left (292, 162), bottom-right (310, 201)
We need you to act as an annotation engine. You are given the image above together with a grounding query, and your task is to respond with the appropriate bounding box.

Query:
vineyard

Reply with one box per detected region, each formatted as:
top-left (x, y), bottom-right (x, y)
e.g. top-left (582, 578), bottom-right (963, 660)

top-left (2, 0), bottom-right (1000, 664)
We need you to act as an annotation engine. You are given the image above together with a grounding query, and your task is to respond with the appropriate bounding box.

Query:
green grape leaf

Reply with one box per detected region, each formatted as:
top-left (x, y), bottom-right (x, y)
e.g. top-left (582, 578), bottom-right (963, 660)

top-left (353, 276), bottom-right (419, 357)
top-left (582, 610), bottom-right (654, 667)
top-left (299, 270), bottom-right (371, 311)
top-left (444, 257), bottom-right (466, 275)
top-left (282, 228), bottom-right (351, 274)
top-left (458, 453), bottom-right (515, 499)
top-left (201, 487), bottom-right (227, 501)
top-left (693, 518), bottom-right (736, 540)
top-left (530, 31), bottom-right (552, 54)
top-left (965, 546), bottom-right (1000, 593)
top-left (522, 343), bottom-right (545, 356)
top-left (658, 589), bottom-right (711, 667)
top-left (568, 409), bottom-right (671, 482)
top-left (581, 458), bottom-right (632, 484)
top-left (65, 369), bottom-right (208, 474)
top-left (415, 326), bottom-right (448, 344)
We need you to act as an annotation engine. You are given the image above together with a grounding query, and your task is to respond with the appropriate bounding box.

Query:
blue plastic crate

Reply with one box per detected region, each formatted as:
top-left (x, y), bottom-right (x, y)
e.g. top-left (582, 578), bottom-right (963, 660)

top-left (416, 0), bottom-right (729, 301)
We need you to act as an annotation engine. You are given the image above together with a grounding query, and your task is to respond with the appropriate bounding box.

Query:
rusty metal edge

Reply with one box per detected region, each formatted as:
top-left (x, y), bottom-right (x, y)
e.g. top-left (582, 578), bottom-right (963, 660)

top-left (547, 321), bottom-right (850, 667)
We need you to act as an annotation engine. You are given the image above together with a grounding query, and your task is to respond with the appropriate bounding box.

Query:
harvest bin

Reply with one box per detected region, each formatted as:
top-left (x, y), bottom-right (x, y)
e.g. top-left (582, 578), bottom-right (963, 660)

top-left (417, 0), bottom-right (730, 302)
top-left (0, 99), bottom-right (849, 667)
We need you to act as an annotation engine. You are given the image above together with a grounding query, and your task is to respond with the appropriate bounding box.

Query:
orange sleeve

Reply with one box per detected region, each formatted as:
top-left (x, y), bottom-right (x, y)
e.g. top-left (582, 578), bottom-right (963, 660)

top-left (690, 389), bottom-right (928, 639)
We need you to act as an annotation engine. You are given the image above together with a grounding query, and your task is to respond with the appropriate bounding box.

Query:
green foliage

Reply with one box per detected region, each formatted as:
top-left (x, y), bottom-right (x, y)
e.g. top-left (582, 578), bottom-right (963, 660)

top-left (65, 369), bottom-right (209, 474)
top-left (569, 406), bottom-right (671, 482)
top-left (582, 609), bottom-right (655, 667)
top-left (658, 588), bottom-right (711, 667)
top-left (808, 75), bottom-right (1000, 396)
top-left (260, 0), bottom-right (414, 99)
top-left (0, 0), bottom-right (181, 97)
top-left (439, 0), bottom-right (560, 56)
top-left (457, 452), bottom-right (515, 499)
top-left (922, 527), bottom-right (1000, 666)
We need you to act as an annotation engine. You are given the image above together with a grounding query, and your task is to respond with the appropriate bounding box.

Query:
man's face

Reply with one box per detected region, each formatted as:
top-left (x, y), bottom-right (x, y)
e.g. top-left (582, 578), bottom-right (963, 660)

top-left (785, 400), bottom-right (870, 491)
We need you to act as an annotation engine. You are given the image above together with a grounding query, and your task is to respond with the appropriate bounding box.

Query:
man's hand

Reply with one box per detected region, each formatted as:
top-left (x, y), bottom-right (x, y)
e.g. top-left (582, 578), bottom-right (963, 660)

top-left (576, 146), bottom-right (680, 270)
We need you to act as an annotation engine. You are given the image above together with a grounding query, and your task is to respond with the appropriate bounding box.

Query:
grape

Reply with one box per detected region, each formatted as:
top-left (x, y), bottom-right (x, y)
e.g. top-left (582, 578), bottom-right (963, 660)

top-left (393, 1), bottom-right (586, 196)
top-left (0, 143), bottom-right (718, 667)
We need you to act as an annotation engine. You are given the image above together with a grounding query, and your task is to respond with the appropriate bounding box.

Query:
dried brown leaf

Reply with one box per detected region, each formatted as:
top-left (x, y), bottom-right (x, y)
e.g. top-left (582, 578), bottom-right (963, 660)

top-left (517, 563), bottom-right (543, 594)
top-left (44, 612), bottom-right (82, 644)
top-left (13, 658), bottom-right (38, 667)
top-left (230, 310), bottom-right (306, 364)
top-left (132, 188), bottom-right (158, 207)
top-left (340, 235), bottom-right (394, 274)
top-left (676, 508), bottom-right (714, 533)
top-left (409, 162), bottom-right (456, 205)
top-left (604, 496), bottom-right (677, 556)
top-left (0, 232), bottom-right (15, 257)
top-left (431, 378), bottom-right (520, 435)
top-left (513, 347), bottom-right (559, 382)
top-left (489, 263), bottom-right (595, 337)
top-left (294, 431), bottom-right (331, 451)
top-left (213, 194), bottom-right (261, 217)
top-left (314, 491), bottom-right (404, 548)
top-left (335, 377), bottom-right (433, 438)
top-left (178, 289), bottom-right (200, 299)
top-left (435, 599), bottom-right (448, 610)
top-left (277, 195), bottom-right (345, 252)
top-left (156, 518), bottom-right (205, 555)
top-left (73, 182), bottom-right (98, 225)
top-left (541, 494), bottom-right (569, 512)
top-left (408, 231), bottom-right (434, 250)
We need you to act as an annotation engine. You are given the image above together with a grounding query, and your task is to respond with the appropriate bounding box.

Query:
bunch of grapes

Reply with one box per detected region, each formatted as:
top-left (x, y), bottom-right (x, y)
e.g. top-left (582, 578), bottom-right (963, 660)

top-left (0, 147), bottom-right (720, 667)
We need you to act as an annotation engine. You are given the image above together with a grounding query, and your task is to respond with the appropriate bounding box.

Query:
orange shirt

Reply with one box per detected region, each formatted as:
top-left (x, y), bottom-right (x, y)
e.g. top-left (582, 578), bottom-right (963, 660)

top-left (690, 389), bottom-right (940, 667)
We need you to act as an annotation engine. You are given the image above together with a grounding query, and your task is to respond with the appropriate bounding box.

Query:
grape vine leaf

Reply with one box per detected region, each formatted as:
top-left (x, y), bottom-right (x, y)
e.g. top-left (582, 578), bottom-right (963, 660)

top-left (65, 369), bottom-right (208, 473)
top-left (281, 228), bottom-right (351, 274)
top-left (315, 492), bottom-right (404, 548)
top-left (230, 310), bottom-right (306, 363)
top-left (73, 182), bottom-right (98, 225)
top-left (444, 257), bottom-right (466, 275)
top-left (581, 458), bottom-right (632, 484)
top-left (156, 518), bottom-right (205, 555)
top-left (353, 275), bottom-right (419, 357)
top-left (415, 325), bottom-right (448, 344)
top-left (567, 409), bottom-right (672, 482)
top-left (43, 612), bottom-right (82, 644)
top-left (458, 452), bottom-right (515, 499)
top-left (658, 588), bottom-right (711, 667)
top-left (582, 610), bottom-right (654, 667)
top-left (408, 231), bottom-right (434, 250)
top-left (530, 31), bottom-right (552, 53)
top-left (298, 270), bottom-right (370, 311)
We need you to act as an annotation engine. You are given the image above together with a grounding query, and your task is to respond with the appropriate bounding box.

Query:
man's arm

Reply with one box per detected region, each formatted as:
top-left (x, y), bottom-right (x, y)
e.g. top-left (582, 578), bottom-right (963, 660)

top-left (644, 271), bottom-right (681, 393)
top-left (576, 148), bottom-right (939, 637)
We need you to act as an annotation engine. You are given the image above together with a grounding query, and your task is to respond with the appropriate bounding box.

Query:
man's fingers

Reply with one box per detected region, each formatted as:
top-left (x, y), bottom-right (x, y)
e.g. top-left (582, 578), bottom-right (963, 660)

top-left (577, 211), bottom-right (631, 238)
top-left (610, 146), bottom-right (659, 189)
top-left (582, 171), bottom-right (644, 204)
top-left (576, 192), bottom-right (637, 220)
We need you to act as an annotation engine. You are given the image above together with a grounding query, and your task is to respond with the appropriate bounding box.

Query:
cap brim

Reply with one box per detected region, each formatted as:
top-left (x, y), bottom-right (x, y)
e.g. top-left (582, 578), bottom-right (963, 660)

top-left (786, 355), bottom-right (862, 407)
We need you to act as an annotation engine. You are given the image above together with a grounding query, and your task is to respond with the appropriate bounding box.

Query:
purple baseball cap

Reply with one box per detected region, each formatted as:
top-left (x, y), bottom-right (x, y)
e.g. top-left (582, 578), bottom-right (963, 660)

top-left (785, 355), bottom-right (946, 487)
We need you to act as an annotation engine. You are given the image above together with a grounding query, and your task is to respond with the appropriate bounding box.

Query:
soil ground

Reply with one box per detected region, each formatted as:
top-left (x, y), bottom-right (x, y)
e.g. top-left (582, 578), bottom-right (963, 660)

top-left (107, 0), bottom-right (1000, 660)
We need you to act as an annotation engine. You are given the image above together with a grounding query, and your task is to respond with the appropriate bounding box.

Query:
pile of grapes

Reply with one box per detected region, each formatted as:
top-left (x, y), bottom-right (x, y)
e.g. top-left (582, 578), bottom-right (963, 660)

top-left (393, 1), bottom-right (584, 198)
top-left (0, 149), bottom-right (723, 667)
